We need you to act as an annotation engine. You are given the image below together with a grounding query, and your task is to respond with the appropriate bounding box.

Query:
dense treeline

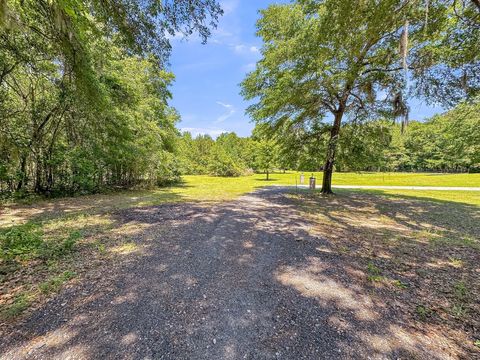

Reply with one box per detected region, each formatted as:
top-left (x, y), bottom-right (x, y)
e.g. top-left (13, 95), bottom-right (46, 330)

top-left (0, 43), bottom-right (180, 195)
top-left (0, 0), bottom-right (221, 196)
top-left (178, 99), bottom-right (480, 176)
top-left (389, 101), bottom-right (480, 173)
top-left (177, 132), bottom-right (278, 178)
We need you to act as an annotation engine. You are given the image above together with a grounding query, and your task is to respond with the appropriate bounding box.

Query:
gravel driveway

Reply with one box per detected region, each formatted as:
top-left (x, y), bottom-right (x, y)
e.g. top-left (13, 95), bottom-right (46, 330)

top-left (0, 188), bottom-right (456, 359)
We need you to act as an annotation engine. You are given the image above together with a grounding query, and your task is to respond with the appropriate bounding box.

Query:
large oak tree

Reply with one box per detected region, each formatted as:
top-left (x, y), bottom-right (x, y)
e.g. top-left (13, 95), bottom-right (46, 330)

top-left (241, 0), bottom-right (479, 193)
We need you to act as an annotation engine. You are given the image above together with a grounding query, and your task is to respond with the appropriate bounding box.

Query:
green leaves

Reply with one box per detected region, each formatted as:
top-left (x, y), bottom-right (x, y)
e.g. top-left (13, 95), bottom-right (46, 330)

top-left (1, 0), bottom-right (222, 196)
top-left (0, 224), bottom-right (43, 260)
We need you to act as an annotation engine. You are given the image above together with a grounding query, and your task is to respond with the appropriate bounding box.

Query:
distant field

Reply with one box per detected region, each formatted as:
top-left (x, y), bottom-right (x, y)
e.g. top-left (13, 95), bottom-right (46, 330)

top-left (248, 171), bottom-right (480, 187)
top-left (179, 174), bottom-right (480, 206)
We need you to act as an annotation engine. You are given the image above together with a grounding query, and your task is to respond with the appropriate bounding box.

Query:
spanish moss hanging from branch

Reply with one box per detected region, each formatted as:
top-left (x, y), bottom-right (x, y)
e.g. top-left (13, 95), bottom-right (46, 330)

top-left (392, 91), bottom-right (410, 132)
top-left (400, 19), bottom-right (409, 71)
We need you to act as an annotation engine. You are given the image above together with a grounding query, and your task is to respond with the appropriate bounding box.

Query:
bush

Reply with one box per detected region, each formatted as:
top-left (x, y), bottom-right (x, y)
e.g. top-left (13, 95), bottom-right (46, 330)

top-left (207, 149), bottom-right (245, 177)
top-left (155, 152), bottom-right (182, 186)
top-left (0, 224), bottom-right (43, 260)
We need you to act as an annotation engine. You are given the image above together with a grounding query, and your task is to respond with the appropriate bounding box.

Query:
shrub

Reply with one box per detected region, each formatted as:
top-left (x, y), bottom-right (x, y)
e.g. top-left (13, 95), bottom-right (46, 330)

top-left (0, 224), bottom-right (43, 260)
top-left (0, 225), bottom-right (81, 262)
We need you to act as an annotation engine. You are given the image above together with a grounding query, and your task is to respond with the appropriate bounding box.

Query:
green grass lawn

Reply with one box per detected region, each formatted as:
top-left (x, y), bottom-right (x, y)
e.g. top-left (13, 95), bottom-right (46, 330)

top-left (249, 171), bottom-right (480, 187)
top-left (177, 173), bottom-right (480, 206)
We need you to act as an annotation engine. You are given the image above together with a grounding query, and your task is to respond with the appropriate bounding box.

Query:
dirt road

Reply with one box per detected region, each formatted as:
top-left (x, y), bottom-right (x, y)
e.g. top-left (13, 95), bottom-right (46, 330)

top-left (0, 188), bottom-right (460, 359)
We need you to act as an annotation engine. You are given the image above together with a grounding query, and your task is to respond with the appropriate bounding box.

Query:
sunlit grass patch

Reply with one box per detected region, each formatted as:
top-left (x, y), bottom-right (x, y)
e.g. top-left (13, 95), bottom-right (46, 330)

top-left (110, 242), bottom-right (139, 255)
top-left (0, 213), bottom-right (118, 265)
top-left (391, 279), bottom-right (408, 289)
top-left (448, 257), bottom-right (464, 268)
top-left (413, 228), bottom-right (441, 243)
top-left (366, 262), bottom-right (383, 283)
top-left (42, 213), bottom-right (114, 236)
top-left (0, 223), bottom-right (81, 263)
top-left (0, 223), bottom-right (43, 260)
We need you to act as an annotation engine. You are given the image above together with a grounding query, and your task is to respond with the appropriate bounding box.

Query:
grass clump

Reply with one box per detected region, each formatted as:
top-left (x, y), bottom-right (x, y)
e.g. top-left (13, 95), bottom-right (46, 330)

top-left (448, 257), bottom-right (464, 268)
top-left (415, 305), bottom-right (433, 321)
top-left (39, 271), bottom-right (76, 295)
top-left (453, 281), bottom-right (468, 301)
top-left (1, 293), bottom-right (31, 319)
top-left (450, 281), bottom-right (470, 319)
top-left (38, 230), bottom-right (82, 260)
top-left (391, 279), bottom-right (408, 289)
top-left (366, 262), bottom-right (383, 282)
top-left (451, 304), bottom-right (468, 318)
top-left (0, 223), bottom-right (43, 260)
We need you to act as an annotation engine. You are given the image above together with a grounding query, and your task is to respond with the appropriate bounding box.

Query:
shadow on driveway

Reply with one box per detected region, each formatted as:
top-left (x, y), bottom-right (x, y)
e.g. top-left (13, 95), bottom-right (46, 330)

top-left (1, 188), bottom-right (476, 359)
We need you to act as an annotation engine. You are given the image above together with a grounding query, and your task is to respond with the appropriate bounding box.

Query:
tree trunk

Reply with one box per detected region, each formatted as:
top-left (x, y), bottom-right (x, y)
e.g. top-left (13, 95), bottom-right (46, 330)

top-left (34, 152), bottom-right (42, 193)
top-left (16, 154), bottom-right (28, 191)
top-left (321, 110), bottom-right (344, 194)
top-left (266, 170), bottom-right (269, 180)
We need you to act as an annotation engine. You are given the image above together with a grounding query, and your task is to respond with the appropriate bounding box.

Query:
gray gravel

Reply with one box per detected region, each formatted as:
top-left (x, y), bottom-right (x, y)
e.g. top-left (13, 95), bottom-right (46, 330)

top-left (0, 188), bottom-right (454, 360)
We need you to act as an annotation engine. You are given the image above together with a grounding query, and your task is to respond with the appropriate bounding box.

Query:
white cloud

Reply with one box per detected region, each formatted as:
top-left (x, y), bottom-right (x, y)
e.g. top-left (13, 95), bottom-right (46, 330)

top-left (181, 127), bottom-right (227, 138)
top-left (215, 101), bottom-right (236, 123)
top-left (232, 44), bottom-right (261, 55)
top-left (216, 101), bottom-right (234, 109)
top-left (234, 44), bottom-right (247, 54)
top-left (209, 27), bottom-right (235, 45)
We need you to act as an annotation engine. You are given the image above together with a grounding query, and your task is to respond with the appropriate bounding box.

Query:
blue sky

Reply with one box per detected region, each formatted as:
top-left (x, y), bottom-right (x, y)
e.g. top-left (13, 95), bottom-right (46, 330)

top-left (168, 0), bottom-right (443, 138)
